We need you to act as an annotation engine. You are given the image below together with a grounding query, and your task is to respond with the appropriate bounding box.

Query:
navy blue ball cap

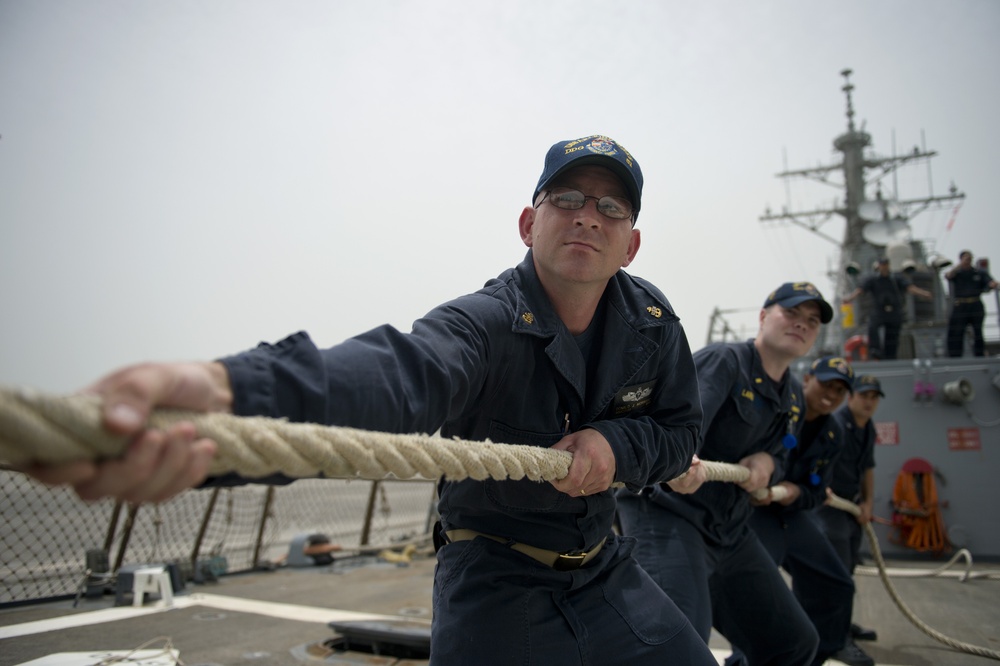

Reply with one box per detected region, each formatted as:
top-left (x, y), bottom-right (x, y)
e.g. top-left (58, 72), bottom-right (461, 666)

top-left (763, 282), bottom-right (834, 323)
top-left (808, 356), bottom-right (855, 392)
top-left (854, 374), bottom-right (885, 396)
top-left (533, 135), bottom-right (643, 221)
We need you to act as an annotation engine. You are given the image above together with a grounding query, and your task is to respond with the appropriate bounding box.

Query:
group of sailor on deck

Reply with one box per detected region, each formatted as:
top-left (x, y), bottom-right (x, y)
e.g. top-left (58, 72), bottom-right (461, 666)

top-left (21, 135), bottom-right (893, 666)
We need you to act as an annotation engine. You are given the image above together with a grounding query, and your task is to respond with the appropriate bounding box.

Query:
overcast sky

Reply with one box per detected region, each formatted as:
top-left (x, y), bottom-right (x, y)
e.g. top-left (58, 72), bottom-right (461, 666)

top-left (2, 0), bottom-right (998, 394)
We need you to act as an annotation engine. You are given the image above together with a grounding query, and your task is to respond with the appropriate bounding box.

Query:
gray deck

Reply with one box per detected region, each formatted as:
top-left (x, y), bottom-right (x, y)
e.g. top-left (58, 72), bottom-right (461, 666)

top-left (1, 551), bottom-right (998, 665)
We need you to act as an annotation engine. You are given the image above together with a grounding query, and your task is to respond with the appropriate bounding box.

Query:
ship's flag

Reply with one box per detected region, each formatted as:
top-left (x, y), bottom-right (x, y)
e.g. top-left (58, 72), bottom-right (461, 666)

top-left (945, 203), bottom-right (963, 231)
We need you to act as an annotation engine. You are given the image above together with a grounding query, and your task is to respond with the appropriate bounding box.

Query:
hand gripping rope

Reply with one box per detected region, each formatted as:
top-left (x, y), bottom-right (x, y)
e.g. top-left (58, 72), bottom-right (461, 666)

top-left (0, 386), bottom-right (997, 661)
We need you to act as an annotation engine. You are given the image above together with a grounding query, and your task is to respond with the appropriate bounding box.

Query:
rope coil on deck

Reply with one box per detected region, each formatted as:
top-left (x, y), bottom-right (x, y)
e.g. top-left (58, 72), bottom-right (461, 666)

top-left (1, 386), bottom-right (998, 660)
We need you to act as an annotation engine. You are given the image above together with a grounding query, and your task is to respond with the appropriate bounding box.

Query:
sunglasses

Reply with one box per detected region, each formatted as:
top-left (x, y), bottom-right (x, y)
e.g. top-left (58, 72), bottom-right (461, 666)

top-left (538, 187), bottom-right (634, 222)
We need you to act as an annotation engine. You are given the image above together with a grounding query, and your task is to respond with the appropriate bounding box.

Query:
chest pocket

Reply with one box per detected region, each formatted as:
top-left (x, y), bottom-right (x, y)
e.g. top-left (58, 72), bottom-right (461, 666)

top-left (726, 385), bottom-right (790, 456)
top-left (609, 380), bottom-right (658, 417)
top-left (482, 421), bottom-right (568, 513)
top-left (732, 385), bottom-right (765, 427)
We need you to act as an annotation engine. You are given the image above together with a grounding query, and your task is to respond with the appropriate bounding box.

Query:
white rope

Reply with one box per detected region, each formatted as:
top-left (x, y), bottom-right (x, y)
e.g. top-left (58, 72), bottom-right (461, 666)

top-left (828, 491), bottom-right (999, 661)
top-left (697, 460), bottom-right (790, 501)
top-left (2, 386), bottom-right (997, 660)
top-left (0, 388), bottom-right (571, 483)
top-left (854, 549), bottom-right (1000, 582)
top-left (699, 462), bottom-right (1000, 661)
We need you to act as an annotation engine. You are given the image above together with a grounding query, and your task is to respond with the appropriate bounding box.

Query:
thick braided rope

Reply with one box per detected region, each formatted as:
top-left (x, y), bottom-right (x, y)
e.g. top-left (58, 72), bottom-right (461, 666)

top-left (0, 388), bottom-right (825, 492)
top-left (698, 460), bottom-right (789, 501)
top-left (0, 388), bottom-right (571, 482)
top-left (0, 388), bottom-right (801, 488)
top-left (2, 387), bottom-right (997, 659)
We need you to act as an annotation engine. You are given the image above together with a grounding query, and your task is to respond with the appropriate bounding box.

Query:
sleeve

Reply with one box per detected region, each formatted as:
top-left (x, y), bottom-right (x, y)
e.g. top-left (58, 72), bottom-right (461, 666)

top-left (796, 427), bottom-right (843, 512)
top-left (770, 449), bottom-right (789, 487)
top-left (692, 344), bottom-right (738, 433)
top-left (207, 298), bottom-right (499, 486)
top-left (862, 426), bottom-right (877, 471)
top-left (794, 481), bottom-right (825, 511)
top-left (220, 297), bottom-right (496, 435)
top-left (768, 412), bottom-right (798, 487)
top-left (589, 322), bottom-right (703, 490)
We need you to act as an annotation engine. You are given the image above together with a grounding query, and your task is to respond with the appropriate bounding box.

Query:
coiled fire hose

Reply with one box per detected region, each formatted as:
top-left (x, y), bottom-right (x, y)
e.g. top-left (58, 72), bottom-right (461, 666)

top-left (1, 387), bottom-right (998, 661)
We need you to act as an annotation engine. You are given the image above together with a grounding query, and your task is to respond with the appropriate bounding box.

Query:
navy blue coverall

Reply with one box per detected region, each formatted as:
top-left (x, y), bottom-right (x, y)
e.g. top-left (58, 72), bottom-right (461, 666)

top-left (745, 413), bottom-right (856, 664)
top-left (214, 252), bottom-right (716, 665)
top-left (816, 404), bottom-right (876, 572)
top-left (946, 265), bottom-right (997, 357)
top-left (856, 273), bottom-right (912, 360)
top-left (617, 339), bottom-right (819, 666)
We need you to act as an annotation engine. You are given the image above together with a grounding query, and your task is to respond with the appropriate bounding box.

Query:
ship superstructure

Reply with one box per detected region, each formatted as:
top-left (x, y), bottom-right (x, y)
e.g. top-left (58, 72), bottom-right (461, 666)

top-left (760, 69), bottom-right (969, 359)
top-left (742, 70), bottom-right (1000, 563)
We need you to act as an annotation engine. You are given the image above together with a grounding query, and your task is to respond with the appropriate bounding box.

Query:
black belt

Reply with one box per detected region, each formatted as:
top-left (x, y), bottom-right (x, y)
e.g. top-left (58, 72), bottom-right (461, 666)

top-left (445, 528), bottom-right (606, 571)
top-left (955, 297), bottom-right (981, 304)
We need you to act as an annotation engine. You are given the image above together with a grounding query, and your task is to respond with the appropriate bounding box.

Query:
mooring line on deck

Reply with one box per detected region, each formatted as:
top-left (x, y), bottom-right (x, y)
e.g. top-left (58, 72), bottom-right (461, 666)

top-left (826, 493), bottom-right (1000, 661)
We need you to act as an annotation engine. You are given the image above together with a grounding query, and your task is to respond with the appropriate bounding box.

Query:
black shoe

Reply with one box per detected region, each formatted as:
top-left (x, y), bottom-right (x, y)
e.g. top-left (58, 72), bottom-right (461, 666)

top-left (832, 641), bottom-right (875, 666)
top-left (850, 622), bottom-right (878, 641)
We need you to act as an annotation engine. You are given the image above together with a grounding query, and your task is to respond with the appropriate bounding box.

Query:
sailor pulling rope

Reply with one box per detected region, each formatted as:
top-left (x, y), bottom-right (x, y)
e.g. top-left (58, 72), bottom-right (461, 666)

top-left (1, 386), bottom-right (998, 661)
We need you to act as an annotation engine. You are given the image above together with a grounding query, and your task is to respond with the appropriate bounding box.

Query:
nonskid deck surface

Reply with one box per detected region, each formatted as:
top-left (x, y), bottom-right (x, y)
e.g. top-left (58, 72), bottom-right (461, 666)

top-left (1, 555), bottom-right (997, 666)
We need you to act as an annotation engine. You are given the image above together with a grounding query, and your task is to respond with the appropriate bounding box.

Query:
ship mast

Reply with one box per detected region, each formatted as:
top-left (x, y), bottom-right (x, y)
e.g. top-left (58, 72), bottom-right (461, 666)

top-left (837, 69), bottom-right (872, 253)
top-left (759, 69), bottom-right (966, 358)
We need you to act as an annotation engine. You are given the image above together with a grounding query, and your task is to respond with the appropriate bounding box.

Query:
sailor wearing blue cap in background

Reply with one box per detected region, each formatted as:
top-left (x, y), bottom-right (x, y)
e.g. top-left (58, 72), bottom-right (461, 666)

top-left (617, 281), bottom-right (834, 666)
top-left (739, 356), bottom-right (875, 666)
top-left (818, 374), bottom-right (887, 648)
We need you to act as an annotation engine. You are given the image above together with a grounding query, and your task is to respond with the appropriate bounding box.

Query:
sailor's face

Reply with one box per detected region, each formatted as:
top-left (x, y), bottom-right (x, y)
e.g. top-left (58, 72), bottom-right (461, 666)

top-left (760, 301), bottom-right (822, 357)
top-left (519, 165), bottom-right (640, 290)
top-left (849, 390), bottom-right (882, 420)
top-left (804, 375), bottom-right (850, 416)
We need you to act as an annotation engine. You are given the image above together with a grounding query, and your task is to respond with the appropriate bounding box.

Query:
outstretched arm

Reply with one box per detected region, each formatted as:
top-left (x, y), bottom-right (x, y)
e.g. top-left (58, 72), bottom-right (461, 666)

top-left (842, 286), bottom-right (863, 303)
top-left (18, 361), bottom-right (230, 504)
